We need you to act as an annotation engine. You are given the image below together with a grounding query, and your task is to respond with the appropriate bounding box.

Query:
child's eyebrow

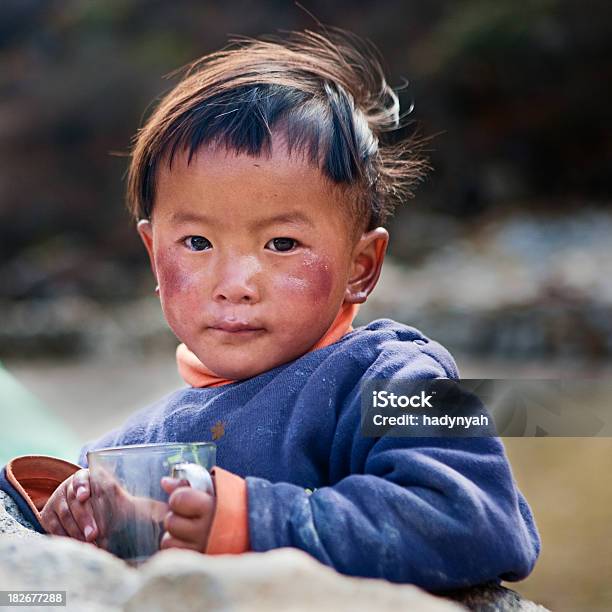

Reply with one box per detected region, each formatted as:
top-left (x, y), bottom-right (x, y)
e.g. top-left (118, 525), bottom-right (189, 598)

top-left (169, 211), bottom-right (314, 229)
top-left (250, 212), bottom-right (314, 230)
top-left (169, 211), bottom-right (212, 225)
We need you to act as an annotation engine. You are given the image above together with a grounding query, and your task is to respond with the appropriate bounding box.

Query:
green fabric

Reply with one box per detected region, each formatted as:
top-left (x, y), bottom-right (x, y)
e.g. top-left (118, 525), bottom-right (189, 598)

top-left (0, 365), bottom-right (81, 466)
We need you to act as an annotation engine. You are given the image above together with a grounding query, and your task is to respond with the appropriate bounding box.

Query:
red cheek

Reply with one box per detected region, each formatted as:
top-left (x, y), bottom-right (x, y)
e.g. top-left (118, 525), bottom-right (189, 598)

top-left (279, 255), bottom-right (334, 304)
top-left (155, 253), bottom-right (192, 296)
top-left (154, 253), bottom-right (203, 336)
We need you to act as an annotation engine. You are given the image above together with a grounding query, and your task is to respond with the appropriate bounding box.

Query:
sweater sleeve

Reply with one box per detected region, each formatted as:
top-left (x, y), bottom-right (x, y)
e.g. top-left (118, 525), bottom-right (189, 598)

top-left (245, 333), bottom-right (540, 589)
top-left (246, 434), bottom-right (540, 590)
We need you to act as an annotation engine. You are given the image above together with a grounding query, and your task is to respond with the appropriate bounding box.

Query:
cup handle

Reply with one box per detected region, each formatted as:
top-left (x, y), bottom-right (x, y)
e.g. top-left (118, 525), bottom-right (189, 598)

top-left (171, 462), bottom-right (215, 496)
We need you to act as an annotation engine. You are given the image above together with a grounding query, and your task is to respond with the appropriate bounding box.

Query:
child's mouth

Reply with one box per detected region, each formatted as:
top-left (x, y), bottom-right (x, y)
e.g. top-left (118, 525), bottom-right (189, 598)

top-left (208, 321), bottom-right (265, 335)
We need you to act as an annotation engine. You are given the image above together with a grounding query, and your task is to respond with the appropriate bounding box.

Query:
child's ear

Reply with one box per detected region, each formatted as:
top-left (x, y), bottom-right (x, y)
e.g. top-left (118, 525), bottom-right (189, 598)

top-left (344, 227), bottom-right (389, 304)
top-left (136, 219), bottom-right (157, 281)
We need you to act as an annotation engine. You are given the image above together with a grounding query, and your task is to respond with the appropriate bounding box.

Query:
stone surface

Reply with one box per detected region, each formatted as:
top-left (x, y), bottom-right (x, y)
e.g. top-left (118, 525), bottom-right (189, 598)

top-left (126, 548), bottom-right (464, 612)
top-left (0, 535), bottom-right (462, 612)
top-left (0, 490), bottom-right (547, 612)
top-left (445, 583), bottom-right (549, 612)
top-left (0, 536), bottom-right (138, 612)
top-left (0, 491), bottom-right (40, 537)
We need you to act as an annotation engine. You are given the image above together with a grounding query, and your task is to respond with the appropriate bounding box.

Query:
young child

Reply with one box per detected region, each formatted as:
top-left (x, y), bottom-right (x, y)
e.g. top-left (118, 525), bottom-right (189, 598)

top-left (1, 28), bottom-right (540, 590)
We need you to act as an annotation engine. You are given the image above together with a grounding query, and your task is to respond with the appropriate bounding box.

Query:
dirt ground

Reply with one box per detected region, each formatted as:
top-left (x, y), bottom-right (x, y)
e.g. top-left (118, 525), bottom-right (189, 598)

top-left (6, 354), bottom-right (612, 612)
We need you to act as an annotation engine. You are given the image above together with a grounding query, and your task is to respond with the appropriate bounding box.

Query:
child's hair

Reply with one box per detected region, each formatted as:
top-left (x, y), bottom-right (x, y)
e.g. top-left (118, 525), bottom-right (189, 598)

top-left (127, 27), bottom-right (427, 234)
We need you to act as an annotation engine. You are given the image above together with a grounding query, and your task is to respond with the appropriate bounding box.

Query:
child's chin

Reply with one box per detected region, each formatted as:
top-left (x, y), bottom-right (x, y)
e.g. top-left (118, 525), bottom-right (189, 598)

top-left (210, 354), bottom-right (292, 381)
top-left (209, 360), bottom-right (271, 381)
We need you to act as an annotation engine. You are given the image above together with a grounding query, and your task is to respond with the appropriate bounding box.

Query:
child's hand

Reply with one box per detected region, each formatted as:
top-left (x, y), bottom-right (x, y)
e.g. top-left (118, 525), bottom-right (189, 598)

top-left (40, 469), bottom-right (98, 543)
top-left (159, 476), bottom-right (215, 552)
top-left (81, 465), bottom-right (168, 551)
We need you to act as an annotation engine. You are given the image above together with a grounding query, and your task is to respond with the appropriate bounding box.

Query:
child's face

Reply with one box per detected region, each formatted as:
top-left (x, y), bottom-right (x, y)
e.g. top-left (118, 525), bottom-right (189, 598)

top-left (138, 136), bottom-right (387, 380)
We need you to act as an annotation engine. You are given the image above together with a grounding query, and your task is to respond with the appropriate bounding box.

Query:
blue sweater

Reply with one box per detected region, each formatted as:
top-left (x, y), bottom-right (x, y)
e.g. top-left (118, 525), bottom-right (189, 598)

top-left (4, 319), bottom-right (541, 590)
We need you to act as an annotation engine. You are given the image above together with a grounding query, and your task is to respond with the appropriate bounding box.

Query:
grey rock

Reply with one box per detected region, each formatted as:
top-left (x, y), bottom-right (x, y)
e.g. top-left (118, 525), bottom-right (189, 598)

top-left (0, 536), bottom-right (461, 612)
top-left (0, 490), bottom-right (40, 537)
top-left (126, 548), bottom-right (464, 612)
top-left (0, 536), bottom-right (139, 612)
top-left (445, 583), bottom-right (549, 611)
top-left (0, 496), bottom-right (547, 612)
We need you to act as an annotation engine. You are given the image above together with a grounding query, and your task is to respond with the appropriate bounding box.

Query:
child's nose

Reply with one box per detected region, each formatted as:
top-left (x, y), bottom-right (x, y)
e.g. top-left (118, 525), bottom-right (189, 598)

top-left (212, 256), bottom-right (260, 304)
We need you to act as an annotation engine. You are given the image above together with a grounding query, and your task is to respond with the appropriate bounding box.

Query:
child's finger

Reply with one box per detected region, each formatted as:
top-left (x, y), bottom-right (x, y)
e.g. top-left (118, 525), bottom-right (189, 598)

top-left (160, 476), bottom-right (190, 495)
top-left (40, 508), bottom-right (68, 537)
top-left (88, 487), bottom-right (112, 543)
top-left (159, 531), bottom-right (201, 551)
top-left (168, 487), bottom-right (214, 519)
top-left (66, 475), bottom-right (99, 540)
top-left (76, 501), bottom-right (99, 542)
top-left (54, 500), bottom-right (85, 541)
top-left (72, 469), bottom-right (91, 502)
top-left (163, 511), bottom-right (202, 543)
top-left (126, 494), bottom-right (168, 524)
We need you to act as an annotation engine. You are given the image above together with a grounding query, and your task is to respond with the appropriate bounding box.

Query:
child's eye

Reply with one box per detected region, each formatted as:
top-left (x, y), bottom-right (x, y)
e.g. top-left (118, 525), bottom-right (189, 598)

top-left (183, 236), bottom-right (212, 251)
top-left (266, 237), bottom-right (298, 252)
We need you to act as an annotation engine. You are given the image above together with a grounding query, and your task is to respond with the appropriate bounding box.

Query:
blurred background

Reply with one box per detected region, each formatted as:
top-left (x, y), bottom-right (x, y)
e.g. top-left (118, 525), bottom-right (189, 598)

top-left (1, 1), bottom-right (611, 609)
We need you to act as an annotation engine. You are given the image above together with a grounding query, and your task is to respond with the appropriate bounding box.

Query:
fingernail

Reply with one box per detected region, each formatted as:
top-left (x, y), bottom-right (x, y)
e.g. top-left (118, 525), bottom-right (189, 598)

top-left (77, 486), bottom-right (87, 499)
top-left (84, 525), bottom-right (94, 540)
